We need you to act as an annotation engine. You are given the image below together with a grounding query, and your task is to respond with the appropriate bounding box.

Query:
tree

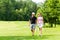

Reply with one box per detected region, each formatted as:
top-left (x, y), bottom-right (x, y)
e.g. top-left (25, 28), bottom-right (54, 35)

top-left (0, 0), bottom-right (37, 21)
top-left (43, 0), bottom-right (60, 27)
top-left (36, 0), bottom-right (60, 27)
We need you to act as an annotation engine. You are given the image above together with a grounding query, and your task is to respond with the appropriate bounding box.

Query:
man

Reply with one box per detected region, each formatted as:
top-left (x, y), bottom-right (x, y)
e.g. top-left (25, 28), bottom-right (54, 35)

top-left (29, 12), bottom-right (37, 36)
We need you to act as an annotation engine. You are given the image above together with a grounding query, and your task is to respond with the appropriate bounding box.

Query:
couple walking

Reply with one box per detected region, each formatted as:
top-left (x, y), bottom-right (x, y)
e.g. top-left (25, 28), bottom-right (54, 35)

top-left (29, 12), bottom-right (44, 36)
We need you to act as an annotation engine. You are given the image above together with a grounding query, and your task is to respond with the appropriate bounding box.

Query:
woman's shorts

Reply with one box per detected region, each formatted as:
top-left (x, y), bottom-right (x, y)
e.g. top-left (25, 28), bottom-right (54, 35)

top-left (38, 24), bottom-right (43, 28)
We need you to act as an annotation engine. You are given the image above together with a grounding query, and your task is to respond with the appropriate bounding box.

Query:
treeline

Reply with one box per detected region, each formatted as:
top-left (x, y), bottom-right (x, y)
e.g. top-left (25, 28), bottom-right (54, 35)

top-left (0, 0), bottom-right (60, 27)
top-left (0, 0), bottom-right (37, 21)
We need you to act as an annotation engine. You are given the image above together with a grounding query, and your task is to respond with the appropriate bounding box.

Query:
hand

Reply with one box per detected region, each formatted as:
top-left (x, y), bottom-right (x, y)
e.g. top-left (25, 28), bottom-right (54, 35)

top-left (29, 23), bottom-right (30, 26)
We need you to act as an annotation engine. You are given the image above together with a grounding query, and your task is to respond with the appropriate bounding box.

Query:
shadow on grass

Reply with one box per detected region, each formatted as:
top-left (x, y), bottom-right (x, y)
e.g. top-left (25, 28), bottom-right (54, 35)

top-left (0, 35), bottom-right (54, 40)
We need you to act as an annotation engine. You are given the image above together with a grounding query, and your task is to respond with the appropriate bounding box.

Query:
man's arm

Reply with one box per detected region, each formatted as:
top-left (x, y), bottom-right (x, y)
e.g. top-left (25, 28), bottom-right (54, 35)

top-left (29, 20), bottom-right (31, 26)
top-left (35, 17), bottom-right (37, 24)
top-left (36, 18), bottom-right (37, 24)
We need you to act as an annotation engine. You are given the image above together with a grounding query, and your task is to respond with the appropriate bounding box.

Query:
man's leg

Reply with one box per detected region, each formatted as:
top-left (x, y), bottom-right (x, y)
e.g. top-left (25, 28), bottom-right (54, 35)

top-left (31, 24), bottom-right (35, 36)
top-left (31, 29), bottom-right (35, 36)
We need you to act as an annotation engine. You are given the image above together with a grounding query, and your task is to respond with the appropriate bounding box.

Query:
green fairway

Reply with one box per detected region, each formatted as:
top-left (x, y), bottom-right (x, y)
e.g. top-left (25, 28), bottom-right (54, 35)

top-left (0, 21), bottom-right (60, 40)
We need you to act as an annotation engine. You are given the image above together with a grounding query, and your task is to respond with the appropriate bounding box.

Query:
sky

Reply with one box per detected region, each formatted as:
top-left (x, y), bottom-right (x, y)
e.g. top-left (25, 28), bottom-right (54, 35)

top-left (32, 0), bottom-right (45, 3)
top-left (16, 0), bottom-right (45, 4)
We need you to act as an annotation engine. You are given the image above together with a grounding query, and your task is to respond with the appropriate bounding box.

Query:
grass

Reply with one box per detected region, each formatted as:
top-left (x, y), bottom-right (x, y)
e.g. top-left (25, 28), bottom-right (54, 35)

top-left (0, 21), bottom-right (60, 40)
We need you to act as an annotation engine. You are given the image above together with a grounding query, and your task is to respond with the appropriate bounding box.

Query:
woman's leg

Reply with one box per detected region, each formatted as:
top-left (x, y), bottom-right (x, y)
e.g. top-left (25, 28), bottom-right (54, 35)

top-left (39, 27), bottom-right (42, 36)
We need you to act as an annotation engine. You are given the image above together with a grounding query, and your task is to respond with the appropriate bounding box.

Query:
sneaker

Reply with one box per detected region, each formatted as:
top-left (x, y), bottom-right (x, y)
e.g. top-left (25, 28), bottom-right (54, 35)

top-left (32, 35), bottom-right (34, 36)
top-left (39, 35), bottom-right (42, 37)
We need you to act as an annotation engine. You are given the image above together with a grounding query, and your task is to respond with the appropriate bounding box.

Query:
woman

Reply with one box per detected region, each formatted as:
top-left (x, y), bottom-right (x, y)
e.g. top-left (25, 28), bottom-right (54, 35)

top-left (37, 13), bottom-right (44, 36)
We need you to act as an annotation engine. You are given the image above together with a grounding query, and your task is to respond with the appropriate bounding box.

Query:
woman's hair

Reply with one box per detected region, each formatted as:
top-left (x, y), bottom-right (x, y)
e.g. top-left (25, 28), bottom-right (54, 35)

top-left (38, 13), bottom-right (42, 17)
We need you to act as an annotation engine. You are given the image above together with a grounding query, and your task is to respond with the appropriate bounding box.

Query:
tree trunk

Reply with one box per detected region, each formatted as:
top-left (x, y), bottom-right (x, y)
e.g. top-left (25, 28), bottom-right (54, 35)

top-left (54, 19), bottom-right (56, 27)
top-left (51, 23), bottom-right (53, 27)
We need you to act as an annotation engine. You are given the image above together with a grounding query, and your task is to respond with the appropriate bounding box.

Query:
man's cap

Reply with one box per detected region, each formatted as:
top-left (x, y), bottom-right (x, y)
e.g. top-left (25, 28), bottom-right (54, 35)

top-left (32, 12), bottom-right (35, 14)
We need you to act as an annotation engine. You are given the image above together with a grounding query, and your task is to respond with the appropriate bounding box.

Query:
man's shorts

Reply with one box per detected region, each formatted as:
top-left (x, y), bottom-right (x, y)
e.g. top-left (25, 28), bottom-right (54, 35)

top-left (30, 24), bottom-right (36, 30)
